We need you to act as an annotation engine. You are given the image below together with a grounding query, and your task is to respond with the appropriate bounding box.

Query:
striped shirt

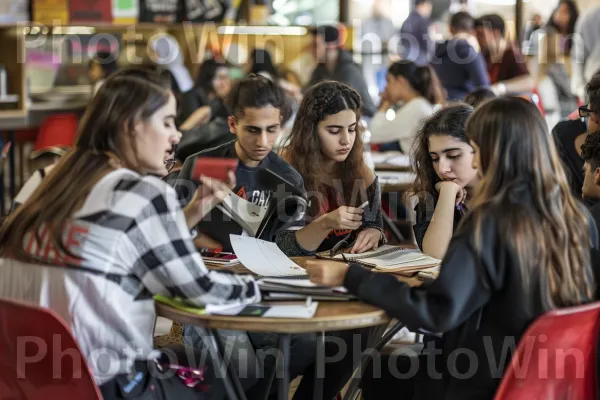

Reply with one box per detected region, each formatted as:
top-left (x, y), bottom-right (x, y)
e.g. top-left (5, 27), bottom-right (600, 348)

top-left (0, 168), bottom-right (260, 384)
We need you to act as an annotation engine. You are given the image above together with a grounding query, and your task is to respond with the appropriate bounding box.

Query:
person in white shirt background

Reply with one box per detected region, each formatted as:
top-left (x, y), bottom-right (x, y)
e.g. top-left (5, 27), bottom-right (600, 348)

top-left (369, 60), bottom-right (446, 153)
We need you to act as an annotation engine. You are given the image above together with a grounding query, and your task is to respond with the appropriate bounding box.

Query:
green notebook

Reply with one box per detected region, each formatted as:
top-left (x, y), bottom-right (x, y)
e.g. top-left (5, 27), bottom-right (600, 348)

top-left (154, 295), bottom-right (207, 316)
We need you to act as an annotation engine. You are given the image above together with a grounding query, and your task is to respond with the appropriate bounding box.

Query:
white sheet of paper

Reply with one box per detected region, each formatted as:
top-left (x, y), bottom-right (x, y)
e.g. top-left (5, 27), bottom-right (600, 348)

top-left (264, 303), bottom-right (318, 318)
top-left (230, 235), bottom-right (306, 276)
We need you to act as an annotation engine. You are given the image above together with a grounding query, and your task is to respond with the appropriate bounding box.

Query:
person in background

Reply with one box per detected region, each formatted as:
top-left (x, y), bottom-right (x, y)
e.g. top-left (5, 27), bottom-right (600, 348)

top-left (0, 66), bottom-right (260, 400)
top-left (308, 25), bottom-right (377, 118)
top-left (278, 80), bottom-right (384, 258)
top-left (411, 103), bottom-right (477, 259)
top-left (180, 58), bottom-right (231, 129)
top-left (571, 5), bottom-right (600, 100)
top-left (148, 34), bottom-right (194, 96)
top-left (464, 87), bottom-right (496, 107)
top-left (432, 11), bottom-right (490, 101)
top-left (546, 0), bottom-right (578, 55)
top-left (475, 14), bottom-right (534, 96)
top-left (581, 133), bottom-right (600, 229)
top-left (522, 13), bottom-right (544, 46)
top-left (369, 61), bottom-right (445, 153)
top-left (306, 97), bottom-right (600, 400)
top-left (88, 51), bottom-right (118, 94)
top-left (553, 70), bottom-right (600, 199)
top-left (399, 0), bottom-right (433, 66)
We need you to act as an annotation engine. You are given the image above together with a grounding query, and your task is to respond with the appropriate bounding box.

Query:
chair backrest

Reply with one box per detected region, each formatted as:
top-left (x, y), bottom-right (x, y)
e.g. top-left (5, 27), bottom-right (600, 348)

top-left (0, 297), bottom-right (102, 399)
top-left (494, 301), bottom-right (600, 400)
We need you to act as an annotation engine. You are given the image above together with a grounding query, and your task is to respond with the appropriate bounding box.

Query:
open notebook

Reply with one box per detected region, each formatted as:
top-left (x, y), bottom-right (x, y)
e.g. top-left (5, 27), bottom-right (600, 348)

top-left (316, 245), bottom-right (441, 273)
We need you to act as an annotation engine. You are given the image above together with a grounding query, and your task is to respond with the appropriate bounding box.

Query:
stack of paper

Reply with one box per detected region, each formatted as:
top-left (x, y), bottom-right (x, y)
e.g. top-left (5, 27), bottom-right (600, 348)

top-left (258, 278), bottom-right (355, 301)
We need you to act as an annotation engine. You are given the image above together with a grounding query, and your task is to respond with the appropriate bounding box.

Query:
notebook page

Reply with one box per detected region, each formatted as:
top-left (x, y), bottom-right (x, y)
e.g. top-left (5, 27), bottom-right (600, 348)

top-left (230, 235), bottom-right (306, 276)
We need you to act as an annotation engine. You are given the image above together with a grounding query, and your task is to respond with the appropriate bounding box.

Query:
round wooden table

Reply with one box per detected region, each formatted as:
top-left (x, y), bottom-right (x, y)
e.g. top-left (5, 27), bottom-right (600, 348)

top-left (155, 301), bottom-right (389, 334)
top-left (155, 300), bottom-right (390, 400)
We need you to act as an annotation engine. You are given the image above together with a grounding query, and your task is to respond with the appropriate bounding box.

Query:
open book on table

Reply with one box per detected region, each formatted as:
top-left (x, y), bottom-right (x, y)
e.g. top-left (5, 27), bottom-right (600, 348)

top-left (197, 168), bottom-right (308, 252)
top-left (316, 245), bottom-right (441, 274)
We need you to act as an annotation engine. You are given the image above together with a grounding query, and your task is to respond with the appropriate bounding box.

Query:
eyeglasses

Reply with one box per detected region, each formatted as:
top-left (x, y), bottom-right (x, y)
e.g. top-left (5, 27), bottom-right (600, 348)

top-left (579, 105), bottom-right (595, 118)
top-left (165, 158), bottom-right (176, 173)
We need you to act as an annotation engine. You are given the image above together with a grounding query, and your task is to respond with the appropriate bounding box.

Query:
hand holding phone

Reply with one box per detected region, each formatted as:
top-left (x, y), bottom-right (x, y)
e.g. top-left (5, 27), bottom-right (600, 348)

top-left (193, 157), bottom-right (238, 182)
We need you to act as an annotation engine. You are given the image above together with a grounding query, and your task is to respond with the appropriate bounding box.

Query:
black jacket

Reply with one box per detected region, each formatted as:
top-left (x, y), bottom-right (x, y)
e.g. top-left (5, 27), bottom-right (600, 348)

top-left (552, 119), bottom-right (587, 200)
top-left (308, 50), bottom-right (376, 118)
top-left (345, 206), bottom-right (600, 399)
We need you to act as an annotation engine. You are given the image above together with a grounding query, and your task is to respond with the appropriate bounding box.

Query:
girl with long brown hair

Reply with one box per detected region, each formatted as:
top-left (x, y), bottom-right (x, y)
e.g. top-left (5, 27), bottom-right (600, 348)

top-left (306, 97), bottom-right (600, 399)
top-left (277, 80), bottom-right (384, 255)
top-left (411, 103), bottom-right (479, 259)
top-left (0, 66), bottom-right (259, 399)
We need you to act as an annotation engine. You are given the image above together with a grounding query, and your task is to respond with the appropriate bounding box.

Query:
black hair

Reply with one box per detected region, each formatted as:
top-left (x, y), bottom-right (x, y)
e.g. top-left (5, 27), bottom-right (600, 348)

top-left (249, 49), bottom-right (280, 80)
top-left (311, 25), bottom-right (340, 44)
top-left (195, 58), bottom-right (229, 96)
top-left (586, 71), bottom-right (600, 114)
top-left (464, 88), bottom-right (496, 108)
top-left (548, 1), bottom-right (578, 34)
top-left (450, 11), bottom-right (474, 32)
top-left (387, 61), bottom-right (445, 105)
top-left (89, 51), bottom-right (119, 78)
top-left (414, 0), bottom-right (430, 5)
top-left (581, 132), bottom-right (600, 171)
top-left (475, 14), bottom-right (506, 36)
top-left (227, 74), bottom-right (291, 122)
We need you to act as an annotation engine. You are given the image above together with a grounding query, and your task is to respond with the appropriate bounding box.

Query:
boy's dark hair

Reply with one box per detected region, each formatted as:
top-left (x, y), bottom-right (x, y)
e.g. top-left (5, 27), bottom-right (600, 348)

top-left (475, 14), bottom-right (506, 36)
top-left (581, 132), bottom-right (600, 171)
top-left (450, 12), bottom-right (474, 32)
top-left (586, 70), bottom-right (600, 114)
top-left (464, 88), bottom-right (496, 108)
top-left (414, 0), bottom-right (431, 6)
top-left (227, 74), bottom-right (291, 122)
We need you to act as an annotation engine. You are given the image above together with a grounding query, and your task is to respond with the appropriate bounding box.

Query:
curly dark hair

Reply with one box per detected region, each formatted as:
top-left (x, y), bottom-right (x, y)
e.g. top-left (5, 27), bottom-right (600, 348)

top-left (586, 72), bottom-right (600, 115)
top-left (411, 103), bottom-right (474, 201)
top-left (581, 132), bottom-right (600, 171)
top-left (283, 80), bottom-right (366, 217)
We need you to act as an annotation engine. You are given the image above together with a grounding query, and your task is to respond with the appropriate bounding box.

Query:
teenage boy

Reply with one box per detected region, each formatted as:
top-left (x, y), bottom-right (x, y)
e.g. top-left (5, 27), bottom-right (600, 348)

top-left (581, 133), bottom-right (600, 230)
top-left (173, 74), bottom-right (315, 398)
top-left (175, 74), bottom-right (305, 248)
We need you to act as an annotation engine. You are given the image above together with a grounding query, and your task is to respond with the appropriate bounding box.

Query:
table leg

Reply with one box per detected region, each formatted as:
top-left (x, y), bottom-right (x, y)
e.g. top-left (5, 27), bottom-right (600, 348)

top-left (313, 331), bottom-right (325, 400)
top-left (277, 334), bottom-right (291, 400)
top-left (201, 327), bottom-right (247, 400)
top-left (343, 322), bottom-right (406, 400)
top-left (382, 211), bottom-right (405, 242)
top-left (210, 328), bottom-right (249, 400)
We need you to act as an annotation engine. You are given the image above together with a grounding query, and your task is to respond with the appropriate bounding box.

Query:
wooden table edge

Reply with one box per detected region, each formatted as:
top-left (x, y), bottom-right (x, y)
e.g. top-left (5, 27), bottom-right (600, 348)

top-left (155, 302), bottom-right (391, 333)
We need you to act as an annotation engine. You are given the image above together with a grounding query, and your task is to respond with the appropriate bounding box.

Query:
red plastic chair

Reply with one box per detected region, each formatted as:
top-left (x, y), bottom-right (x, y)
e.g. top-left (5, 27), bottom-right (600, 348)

top-left (0, 298), bottom-right (102, 399)
top-left (31, 113), bottom-right (78, 159)
top-left (494, 301), bottom-right (600, 400)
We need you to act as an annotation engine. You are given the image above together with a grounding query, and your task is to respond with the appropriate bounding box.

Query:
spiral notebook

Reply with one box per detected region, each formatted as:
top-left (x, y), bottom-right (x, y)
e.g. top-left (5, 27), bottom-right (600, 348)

top-left (316, 245), bottom-right (441, 273)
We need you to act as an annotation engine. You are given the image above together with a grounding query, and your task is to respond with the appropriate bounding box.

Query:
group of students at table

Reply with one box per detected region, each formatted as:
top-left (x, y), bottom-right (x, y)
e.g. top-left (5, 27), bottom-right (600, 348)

top-left (0, 64), bottom-right (599, 400)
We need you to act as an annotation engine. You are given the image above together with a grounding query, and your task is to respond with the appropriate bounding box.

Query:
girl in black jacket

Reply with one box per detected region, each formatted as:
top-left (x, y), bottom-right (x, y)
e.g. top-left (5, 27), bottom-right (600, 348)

top-left (307, 97), bottom-right (600, 400)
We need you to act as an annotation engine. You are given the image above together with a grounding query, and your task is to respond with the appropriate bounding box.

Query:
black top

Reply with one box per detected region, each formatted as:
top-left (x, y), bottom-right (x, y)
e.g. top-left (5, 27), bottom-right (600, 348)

top-left (173, 140), bottom-right (305, 249)
top-left (591, 202), bottom-right (600, 239)
top-left (345, 204), bottom-right (600, 400)
top-left (552, 119), bottom-right (587, 199)
top-left (413, 196), bottom-right (464, 251)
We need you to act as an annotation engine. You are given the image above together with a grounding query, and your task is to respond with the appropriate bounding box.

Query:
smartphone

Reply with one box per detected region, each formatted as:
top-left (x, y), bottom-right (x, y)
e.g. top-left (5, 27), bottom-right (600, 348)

top-left (193, 157), bottom-right (238, 182)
